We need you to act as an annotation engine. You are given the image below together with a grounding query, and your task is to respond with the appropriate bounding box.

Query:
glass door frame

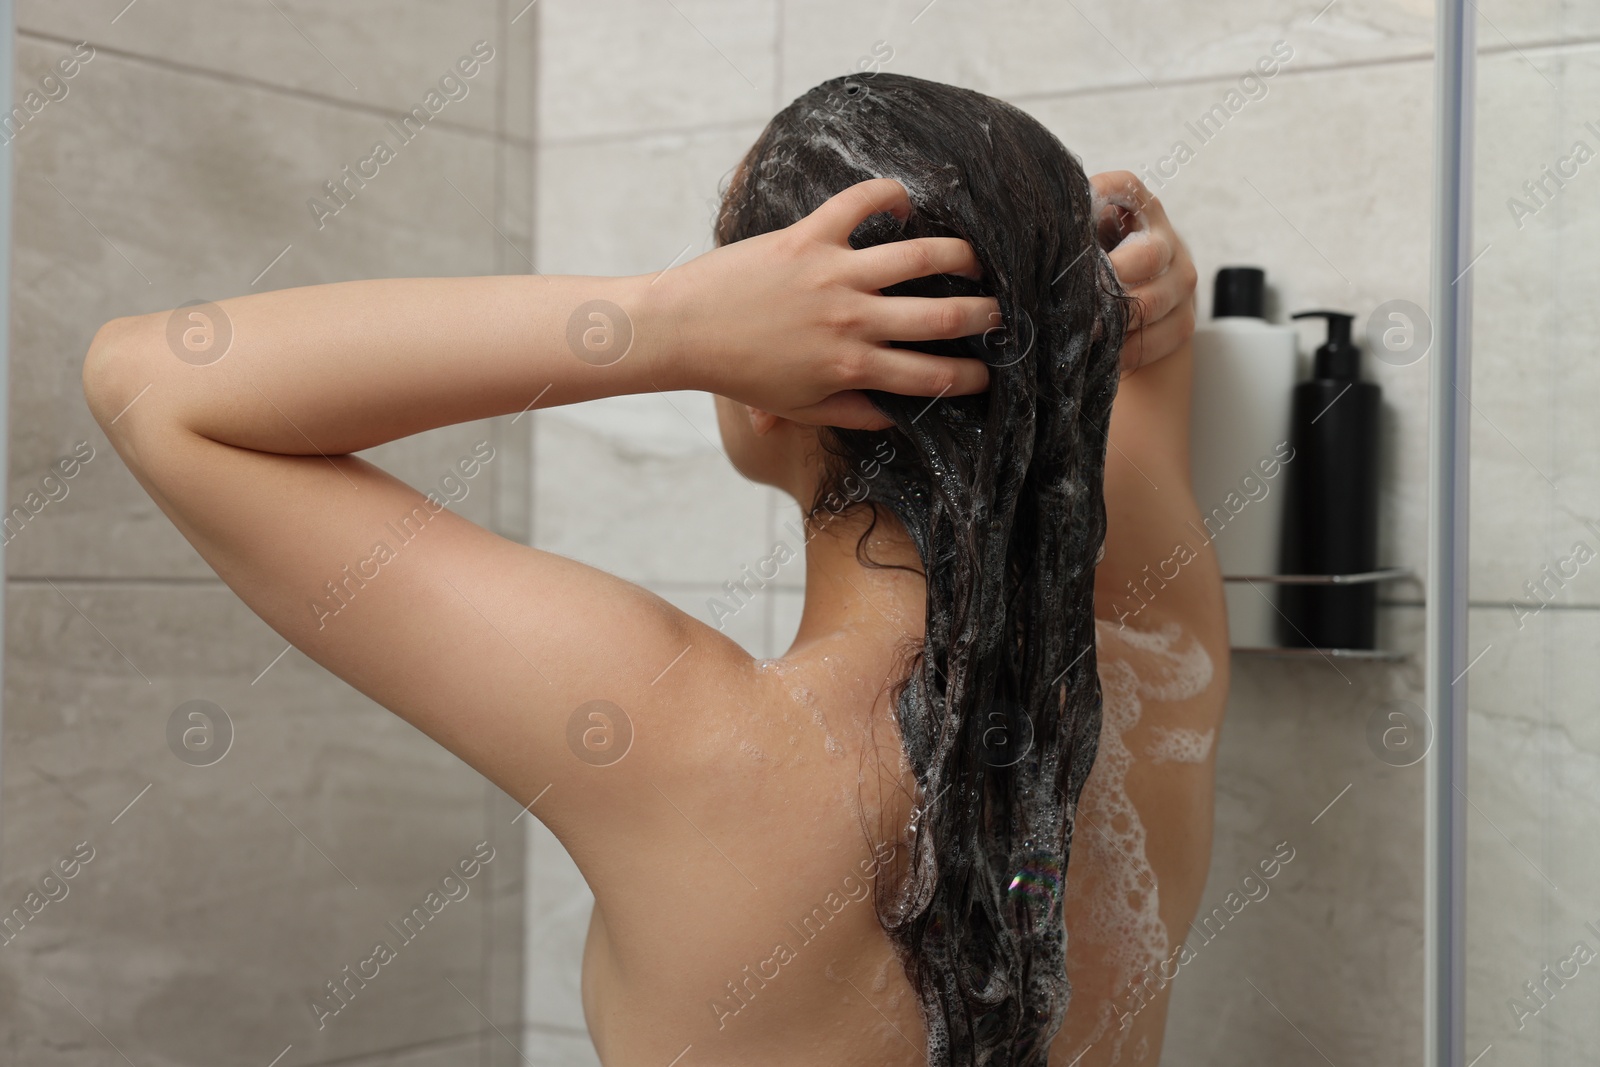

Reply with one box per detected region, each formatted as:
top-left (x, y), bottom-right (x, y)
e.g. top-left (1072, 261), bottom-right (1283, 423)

top-left (1426, 0), bottom-right (1474, 1063)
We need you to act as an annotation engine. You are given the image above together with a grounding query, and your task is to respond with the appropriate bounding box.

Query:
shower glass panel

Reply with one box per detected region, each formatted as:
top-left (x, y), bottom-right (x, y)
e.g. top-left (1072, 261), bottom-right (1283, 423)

top-left (1464, 4), bottom-right (1600, 1065)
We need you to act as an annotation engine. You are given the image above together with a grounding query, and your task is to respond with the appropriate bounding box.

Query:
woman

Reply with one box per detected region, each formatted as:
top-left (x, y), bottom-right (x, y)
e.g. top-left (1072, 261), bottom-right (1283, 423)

top-left (82, 74), bottom-right (1225, 1067)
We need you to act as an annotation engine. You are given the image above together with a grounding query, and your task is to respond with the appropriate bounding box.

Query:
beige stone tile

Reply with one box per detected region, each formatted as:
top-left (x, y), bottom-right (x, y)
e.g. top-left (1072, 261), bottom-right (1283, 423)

top-left (536, 0), bottom-right (778, 142)
top-left (17, 1), bottom-right (512, 136)
top-left (769, 587), bottom-right (807, 662)
top-left (1464, 706), bottom-right (1600, 1065)
top-left (501, 0), bottom-right (542, 150)
top-left (529, 118), bottom-right (862, 601)
top-left (766, 492), bottom-right (809, 590)
top-left (520, 1026), bottom-right (602, 1067)
top-left (347, 1035), bottom-right (487, 1066)
top-left (0, 582), bottom-right (510, 1064)
top-left (484, 788), bottom-right (531, 1067)
top-left (530, 394), bottom-right (771, 587)
top-left (522, 817), bottom-right (594, 1033)
top-left (780, 0), bottom-right (1445, 105)
top-left (534, 121), bottom-right (761, 276)
top-left (1462, 605), bottom-right (1600, 1063)
top-left (1467, 44), bottom-right (1600, 604)
top-left (1163, 605), bottom-right (1426, 1064)
top-left (8, 39), bottom-right (522, 579)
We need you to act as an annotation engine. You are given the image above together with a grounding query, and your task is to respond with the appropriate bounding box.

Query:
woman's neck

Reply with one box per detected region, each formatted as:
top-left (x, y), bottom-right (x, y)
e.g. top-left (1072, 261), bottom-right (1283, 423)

top-left (785, 504), bottom-right (927, 660)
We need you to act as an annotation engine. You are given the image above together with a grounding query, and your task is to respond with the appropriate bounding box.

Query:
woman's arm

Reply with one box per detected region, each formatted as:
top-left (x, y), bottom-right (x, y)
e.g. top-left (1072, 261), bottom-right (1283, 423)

top-left (1071, 174), bottom-right (1230, 1067)
top-left (78, 178), bottom-right (996, 843)
top-left (1088, 171), bottom-right (1224, 650)
top-left (83, 179), bottom-right (996, 455)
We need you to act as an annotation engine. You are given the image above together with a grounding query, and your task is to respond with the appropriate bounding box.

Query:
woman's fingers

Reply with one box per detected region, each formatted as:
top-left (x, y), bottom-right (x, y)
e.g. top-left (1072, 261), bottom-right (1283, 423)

top-left (1122, 276), bottom-right (1183, 335)
top-left (851, 236), bottom-right (984, 288)
top-left (791, 391), bottom-right (898, 430)
top-left (1108, 229), bottom-right (1173, 291)
top-left (1091, 170), bottom-right (1169, 232)
top-left (840, 345), bottom-right (992, 397)
top-left (1120, 297), bottom-right (1195, 375)
top-left (863, 294), bottom-right (1001, 343)
top-left (803, 177), bottom-right (912, 244)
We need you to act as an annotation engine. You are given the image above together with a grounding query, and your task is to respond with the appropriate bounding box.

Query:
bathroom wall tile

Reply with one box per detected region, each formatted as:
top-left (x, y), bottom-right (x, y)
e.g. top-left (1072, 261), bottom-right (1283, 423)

top-left (497, 135), bottom-right (537, 282)
top-left (530, 395), bottom-right (770, 588)
top-left (770, 587), bottom-right (807, 662)
top-left (0, 582), bottom-right (508, 1065)
top-left (520, 1025), bottom-right (602, 1067)
top-left (1162, 604), bottom-right (1427, 1065)
top-left (536, 0), bottom-right (778, 143)
top-left (485, 784), bottom-right (532, 1067)
top-left (1461, 606), bottom-right (1600, 1065)
top-left (8, 39), bottom-right (522, 579)
top-left (531, 129), bottom-right (776, 589)
top-left (500, 0), bottom-right (542, 151)
top-left (535, 121), bottom-right (761, 276)
top-left (1463, 706), bottom-right (1600, 1065)
top-left (1465, 44), bottom-right (1600, 605)
top-left (17, 2), bottom-right (511, 136)
top-left (767, 491), bottom-right (809, 591)
top-left (780, 0), bottom-right (1444, 107)
top-left (1029, 57), bottom-right (1436, 599)
top-left (783, 0), bottom-right (1600, 107)
top-left (1466, 591), bottom-right (1600, 752)
top-left (341, 1034), bottom-right (489, 1067)
top-left (522, 817), bottom-right (594, 1033)
top-left (1160, 602), bottom-right (1600, 1067)
top-left (1170, 604), bottom-right (1600, 1067)
top-left (625, 495), bottom-right (813, 658)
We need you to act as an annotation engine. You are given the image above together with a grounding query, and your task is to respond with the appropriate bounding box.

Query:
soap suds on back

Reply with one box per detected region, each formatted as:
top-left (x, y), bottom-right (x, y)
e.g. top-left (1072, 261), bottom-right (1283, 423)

top-left (1063, 617), bottom-right (1215, 1063)
top-left (1146, 726), bottom-right (1215, 765)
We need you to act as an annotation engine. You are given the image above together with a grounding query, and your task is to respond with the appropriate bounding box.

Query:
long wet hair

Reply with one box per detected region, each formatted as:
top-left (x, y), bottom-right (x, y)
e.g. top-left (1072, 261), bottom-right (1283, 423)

top-left (714, 73), bottom-right (1134, 1065)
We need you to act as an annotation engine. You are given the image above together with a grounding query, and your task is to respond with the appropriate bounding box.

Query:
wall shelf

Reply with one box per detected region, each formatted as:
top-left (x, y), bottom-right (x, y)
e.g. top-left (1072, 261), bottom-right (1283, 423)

top-left (1222, 566), bottom-right (1419, 661)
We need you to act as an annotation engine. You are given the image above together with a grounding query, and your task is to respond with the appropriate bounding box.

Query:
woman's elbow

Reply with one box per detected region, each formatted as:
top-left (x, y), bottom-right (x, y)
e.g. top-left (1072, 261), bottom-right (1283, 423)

top-left (81, 314), bottom-right (155, 427)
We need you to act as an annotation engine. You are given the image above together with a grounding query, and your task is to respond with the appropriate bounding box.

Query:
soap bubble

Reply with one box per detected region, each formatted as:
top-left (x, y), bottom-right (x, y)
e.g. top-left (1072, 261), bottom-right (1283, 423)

top-left (1005, 852), bottom-right (1063, 909)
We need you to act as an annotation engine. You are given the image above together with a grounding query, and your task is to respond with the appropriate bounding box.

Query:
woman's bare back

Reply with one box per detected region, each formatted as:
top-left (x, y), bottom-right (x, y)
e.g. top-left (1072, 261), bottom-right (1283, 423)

top-left (569, 609), bottom-right (1228, 1067)
top-left (569, 626), bottom-right (928, 1066)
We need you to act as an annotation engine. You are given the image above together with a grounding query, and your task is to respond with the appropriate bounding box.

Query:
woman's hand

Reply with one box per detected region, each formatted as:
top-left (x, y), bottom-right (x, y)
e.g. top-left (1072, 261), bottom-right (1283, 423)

top-left (1089, 171), bottom-right (1198, 376)
top-left (648, 177), bottom-right (997, 431)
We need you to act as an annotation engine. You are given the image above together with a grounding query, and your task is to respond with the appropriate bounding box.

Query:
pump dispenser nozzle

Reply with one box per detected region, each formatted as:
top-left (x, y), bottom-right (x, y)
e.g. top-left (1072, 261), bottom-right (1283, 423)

top-left (1291, 310), bottom-right (1360, 380)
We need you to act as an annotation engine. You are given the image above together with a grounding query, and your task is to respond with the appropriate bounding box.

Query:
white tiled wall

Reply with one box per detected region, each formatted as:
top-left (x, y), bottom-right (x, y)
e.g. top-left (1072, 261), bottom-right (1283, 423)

top-left (523, 2), bottom-right (1598, 1063)
top-left (1463, 39), bottom-right (1600, 1067)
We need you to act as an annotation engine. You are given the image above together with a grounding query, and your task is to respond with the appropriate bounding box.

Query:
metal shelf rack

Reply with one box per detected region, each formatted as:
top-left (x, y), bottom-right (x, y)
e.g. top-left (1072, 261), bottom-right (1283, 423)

top-left (1223, 566), bottom-right (1419, 662)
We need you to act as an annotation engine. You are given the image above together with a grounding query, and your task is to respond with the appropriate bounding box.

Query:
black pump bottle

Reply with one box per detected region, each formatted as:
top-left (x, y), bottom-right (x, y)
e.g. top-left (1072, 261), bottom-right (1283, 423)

top-left (1276, 310), bottom-right (1381, 650)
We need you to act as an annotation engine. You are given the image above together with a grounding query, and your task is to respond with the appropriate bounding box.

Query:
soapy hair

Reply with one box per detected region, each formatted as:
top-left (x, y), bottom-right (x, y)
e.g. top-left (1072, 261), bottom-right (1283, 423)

top-left (714, 72), bottom-right (1132, 1065)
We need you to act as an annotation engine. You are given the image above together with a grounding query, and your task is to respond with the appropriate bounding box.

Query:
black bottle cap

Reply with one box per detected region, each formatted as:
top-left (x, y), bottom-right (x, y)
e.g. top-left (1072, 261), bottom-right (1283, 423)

top-left (1212, 266), bottom-right (1266, 319)
top-left (1292, 310), bottom-right (1360, 380)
